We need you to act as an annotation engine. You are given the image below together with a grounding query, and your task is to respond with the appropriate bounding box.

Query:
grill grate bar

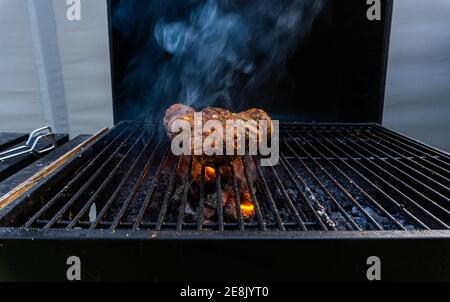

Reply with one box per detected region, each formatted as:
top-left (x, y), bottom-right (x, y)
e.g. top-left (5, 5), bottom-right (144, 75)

top-left (22, 124), bottom-right (132, 229)
top-left (310, 129), bottom-right (431, 230)
top-left (230, 164), bottom-right (245, 231)
top-left (329, 129), bottom-right (448, 229)
top-left (331, 129), bottom-right (450, 228)
top-left (368, 131), bottom-right (450, 179)
top-left (43, 126), bottom-right (140, 229)
top-left (132, 146), bottom-right (171, 230)
top-left (374, 126), bottom-right (450, 162)
top-left (283, 155), bottom-right (436, 162)
top-left (353, 132), bottom-right (449, 201)
top-left (89, 133), bottom-right (156, 229)
top-left (342, 131), bottom-right (450, 214)
top-left (108, 138), bottom-right (165, 231)
top-left (241, 157), bottom-right (266, 231)
top-left (252, 156), bottom-right (286, 231)
top-left (197, 165), bottom-right (206, 231)
top-left (284, 131), bottom-right (384, 230)
top-left (176, 157), bottom-right (193, 231)
top-left (302, 131), bottom-right (407, 230)
top-left (214, 164), bottom-right (225, 231)
top-left (268, 164), bottom-right (308, 230)
top-left (155, 156), bottom-right (181, 230)
top-left (66, 132), bottom-right (147, 229)
top-left (360, 131), bottom-right (450, 191)
top-left (278, 155), bottom-right (334, 231)
top-left (280, 151), bottom-right (361, 231)
top-left (35, 219), bottom-right (317, 229)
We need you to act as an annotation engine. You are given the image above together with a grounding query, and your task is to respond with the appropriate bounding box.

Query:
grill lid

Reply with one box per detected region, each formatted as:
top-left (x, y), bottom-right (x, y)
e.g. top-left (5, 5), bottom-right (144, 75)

top-left (108, 0), bottom-right (393, 124)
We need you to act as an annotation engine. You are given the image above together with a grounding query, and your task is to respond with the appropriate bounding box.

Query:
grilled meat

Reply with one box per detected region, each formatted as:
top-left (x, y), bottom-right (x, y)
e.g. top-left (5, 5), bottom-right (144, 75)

top-left (164, 104), bottom-right (272, 164)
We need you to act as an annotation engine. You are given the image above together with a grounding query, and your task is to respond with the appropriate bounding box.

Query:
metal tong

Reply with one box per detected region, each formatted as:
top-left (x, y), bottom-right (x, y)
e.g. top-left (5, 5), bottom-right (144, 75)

top-left (0, 126), bottom-right (57, 161)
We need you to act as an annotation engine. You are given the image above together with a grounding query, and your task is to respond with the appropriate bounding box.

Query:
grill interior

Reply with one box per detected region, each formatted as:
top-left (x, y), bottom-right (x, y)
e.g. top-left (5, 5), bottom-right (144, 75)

top-left (0, 122), bottom-right (449, 233)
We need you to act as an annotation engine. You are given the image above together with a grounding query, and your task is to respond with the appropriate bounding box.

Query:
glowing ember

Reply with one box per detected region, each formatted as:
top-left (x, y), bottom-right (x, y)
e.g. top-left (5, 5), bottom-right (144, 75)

top-left (205, 166), bottom-right (216, 182)
top-left (181, 157), bottom-right (256, 220)
top-left (240, 192), bottom-right (255, 217)
top-left (190, 162), bottom-right (217, 183)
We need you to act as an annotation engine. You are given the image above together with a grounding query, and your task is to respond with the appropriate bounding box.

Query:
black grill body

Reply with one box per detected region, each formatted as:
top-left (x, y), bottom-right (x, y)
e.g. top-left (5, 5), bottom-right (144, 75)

top-left (0, 122), bottom-right (449, 281)
top-left (1, 0), bottom-right (449, 281)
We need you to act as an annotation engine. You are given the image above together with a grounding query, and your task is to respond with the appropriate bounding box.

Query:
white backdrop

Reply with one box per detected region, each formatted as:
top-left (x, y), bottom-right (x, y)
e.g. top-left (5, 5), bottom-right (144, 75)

top-left (0, 0), bottom-right (448, 151)
top-left (0, 0), bottom-right (113, 137)
top-left (0, 0), bottom-right (46, 131)
top-left (384, 0), bottom-right (450, 151)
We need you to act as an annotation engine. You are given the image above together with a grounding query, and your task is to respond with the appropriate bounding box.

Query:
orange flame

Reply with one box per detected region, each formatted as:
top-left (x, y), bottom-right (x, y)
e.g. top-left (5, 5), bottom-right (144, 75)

top-left (183, 157), bottom-right (255, 219)
top-left (204, 166), bottom-right (216, 183)
top-left (190, 162), bottom-right (217, 183)
top-left (240, 192), bottom-right (255, 217)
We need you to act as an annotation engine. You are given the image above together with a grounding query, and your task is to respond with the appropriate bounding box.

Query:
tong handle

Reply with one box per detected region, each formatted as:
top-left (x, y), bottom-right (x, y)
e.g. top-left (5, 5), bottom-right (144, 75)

top-left (26, 126), bottom-right (53, 145)
top-left (0, 126), bottom-right (57, 161)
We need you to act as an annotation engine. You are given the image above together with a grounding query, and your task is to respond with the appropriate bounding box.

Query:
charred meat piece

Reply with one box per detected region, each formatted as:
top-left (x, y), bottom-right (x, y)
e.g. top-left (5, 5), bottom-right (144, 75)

top-left (164, 104), bottom-right (272, 164)
top-left (163, 104), bottom-right (195, 136)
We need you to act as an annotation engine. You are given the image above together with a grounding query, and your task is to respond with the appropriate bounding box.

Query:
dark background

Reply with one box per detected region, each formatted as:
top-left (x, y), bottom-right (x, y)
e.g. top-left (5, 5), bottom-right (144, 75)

top-left (109, 0), bottom-right (393, 124)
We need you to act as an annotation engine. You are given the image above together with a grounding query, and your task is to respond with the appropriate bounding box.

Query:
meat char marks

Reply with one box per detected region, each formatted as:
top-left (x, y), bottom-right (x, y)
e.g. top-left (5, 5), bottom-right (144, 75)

top-left (164, 104), bottom-right (272, 165)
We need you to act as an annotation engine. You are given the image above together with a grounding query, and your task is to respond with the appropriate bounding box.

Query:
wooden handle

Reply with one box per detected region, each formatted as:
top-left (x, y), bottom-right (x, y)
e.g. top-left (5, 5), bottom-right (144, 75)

top-left (0, 127), bottom-right (109, 210)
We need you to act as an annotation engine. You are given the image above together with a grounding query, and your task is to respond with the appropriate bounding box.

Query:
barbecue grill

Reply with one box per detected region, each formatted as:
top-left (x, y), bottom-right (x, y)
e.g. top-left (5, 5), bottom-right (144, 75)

top-left (0, 0), bottom-right (449, 281)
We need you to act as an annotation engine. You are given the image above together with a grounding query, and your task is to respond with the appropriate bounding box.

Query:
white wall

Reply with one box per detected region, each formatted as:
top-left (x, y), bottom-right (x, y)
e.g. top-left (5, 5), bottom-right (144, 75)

top-left (0, 0), bottom-right (46, 131)
top-left (52, 0), bottom-right (113, 136)
top-left (0, 0), bottom-right (113, 137)
top-left (384, 0), bottom-right (450, 152)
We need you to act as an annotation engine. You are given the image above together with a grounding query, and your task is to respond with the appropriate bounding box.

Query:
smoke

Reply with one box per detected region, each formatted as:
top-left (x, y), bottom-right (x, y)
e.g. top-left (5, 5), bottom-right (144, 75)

top-left (113, 0), bottom-right (325, 121)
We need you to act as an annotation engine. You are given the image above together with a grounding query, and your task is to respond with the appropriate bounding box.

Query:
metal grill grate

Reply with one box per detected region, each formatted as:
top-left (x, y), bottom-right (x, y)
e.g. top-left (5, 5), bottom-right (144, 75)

top-left (0, 122), bottom-right (449, 233)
